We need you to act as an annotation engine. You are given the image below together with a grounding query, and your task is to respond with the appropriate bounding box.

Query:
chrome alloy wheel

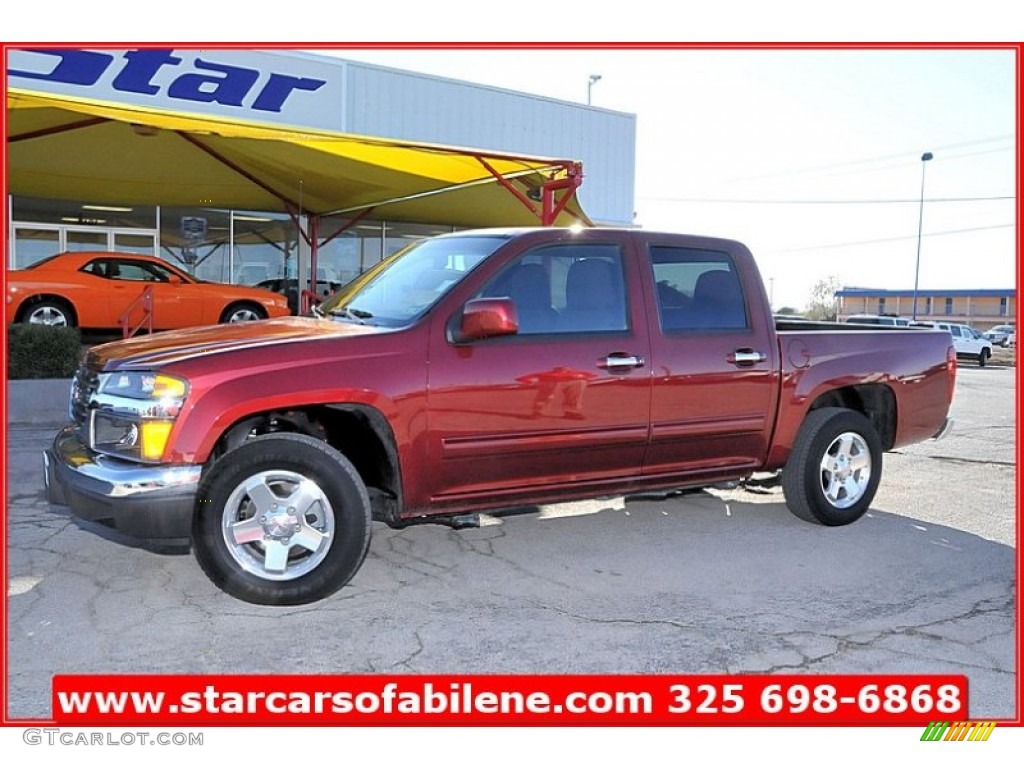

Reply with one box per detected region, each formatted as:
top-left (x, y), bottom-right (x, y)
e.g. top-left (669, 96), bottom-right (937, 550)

top-left (819, 431), bottom-right (872, 509)
top-left (221, 470), bottom-right (335, 580)
top-left (28, 305), bottom-right (70, 326)
top-left (227, 307), bottom-right (262, 322)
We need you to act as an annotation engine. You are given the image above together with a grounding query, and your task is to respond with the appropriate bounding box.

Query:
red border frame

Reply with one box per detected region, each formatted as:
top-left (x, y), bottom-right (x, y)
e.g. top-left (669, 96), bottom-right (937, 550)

top-left (1, 41), bottom-right (1020, 729)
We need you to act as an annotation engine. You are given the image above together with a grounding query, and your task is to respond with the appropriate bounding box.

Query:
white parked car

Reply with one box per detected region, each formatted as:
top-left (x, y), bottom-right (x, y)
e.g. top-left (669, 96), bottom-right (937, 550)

top-left (845, 314), bottom-right (912, 327)
top-left (927, 322), bottom-right (994, 367)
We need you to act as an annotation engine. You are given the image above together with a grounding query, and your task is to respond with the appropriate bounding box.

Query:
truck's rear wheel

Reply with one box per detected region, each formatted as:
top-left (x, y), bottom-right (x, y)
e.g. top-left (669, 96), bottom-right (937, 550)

top-left (782, 407), bottom-right (882, 526)
top-left (192, 433), bottom-right (371, 605)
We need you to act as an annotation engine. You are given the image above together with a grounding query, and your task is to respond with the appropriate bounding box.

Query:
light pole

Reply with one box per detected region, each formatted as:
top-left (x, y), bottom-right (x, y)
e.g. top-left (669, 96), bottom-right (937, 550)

top-left (587, 74), bottom-right (602, 105)
top-left (911, 151), bottom-right (934, 320)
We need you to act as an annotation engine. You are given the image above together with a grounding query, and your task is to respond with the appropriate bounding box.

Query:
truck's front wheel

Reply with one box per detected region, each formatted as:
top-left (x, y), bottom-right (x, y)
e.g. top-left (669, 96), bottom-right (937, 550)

top-left (782, 407), bottom-right (882, 526)
top-left (192, 433), bottom-right (371, 605)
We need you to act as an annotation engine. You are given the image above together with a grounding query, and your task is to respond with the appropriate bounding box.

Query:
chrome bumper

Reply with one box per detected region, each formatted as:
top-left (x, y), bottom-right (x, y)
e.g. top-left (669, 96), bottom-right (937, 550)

top-left (44, 426), bottom-right (201, 540)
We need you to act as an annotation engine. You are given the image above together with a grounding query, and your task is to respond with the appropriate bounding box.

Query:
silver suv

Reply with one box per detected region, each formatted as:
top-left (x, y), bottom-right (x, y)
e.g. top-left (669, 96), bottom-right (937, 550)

top-left (983, 324), bottom-right (1015, 347)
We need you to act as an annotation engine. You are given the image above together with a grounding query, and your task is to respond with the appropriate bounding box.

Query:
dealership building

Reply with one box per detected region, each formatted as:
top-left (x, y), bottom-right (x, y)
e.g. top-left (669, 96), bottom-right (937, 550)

top-left (836, 287), bottom-right (1016, 330)
top-left (6, 48), bottom-right (637, 292)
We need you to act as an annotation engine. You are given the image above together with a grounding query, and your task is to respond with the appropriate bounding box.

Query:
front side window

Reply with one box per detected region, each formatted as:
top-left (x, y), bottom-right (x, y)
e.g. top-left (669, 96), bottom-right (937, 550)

top-left (478, 243), bottom-right (628, 334)
top-left (649, 246), bottom-right (748, 331)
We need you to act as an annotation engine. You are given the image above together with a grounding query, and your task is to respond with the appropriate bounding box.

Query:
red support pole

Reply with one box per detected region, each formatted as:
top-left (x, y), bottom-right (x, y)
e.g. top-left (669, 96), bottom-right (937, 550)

top-left (475, 157), bottom-right (583, 226)
top-left (474, 155), bottom-right (541, 218)
top-left (319, 207), bottom-right (375, 248)
top-left (541, 162), bottom-right (584, 226)
top-left (306, 215), bottom-right (320, 315)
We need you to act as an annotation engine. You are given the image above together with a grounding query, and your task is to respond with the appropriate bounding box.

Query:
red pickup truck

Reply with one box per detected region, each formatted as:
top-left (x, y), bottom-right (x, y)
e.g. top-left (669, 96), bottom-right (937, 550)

top-left (45, 228), bottom-right (956, 604)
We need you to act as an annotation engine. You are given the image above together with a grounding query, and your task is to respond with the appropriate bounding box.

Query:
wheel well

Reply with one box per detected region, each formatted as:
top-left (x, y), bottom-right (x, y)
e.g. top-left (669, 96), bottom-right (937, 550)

top-left (807, 384), bottom-right (896, 450)
top-left (17, 294), bottom-right (77, 324)
top-left (210, 405), bottom-right (402, 523)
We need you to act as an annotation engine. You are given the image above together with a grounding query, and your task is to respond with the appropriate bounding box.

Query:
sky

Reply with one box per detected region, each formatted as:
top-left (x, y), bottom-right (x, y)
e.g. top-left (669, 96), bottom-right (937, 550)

top-left (319, 47), bottom-right (1017, 312)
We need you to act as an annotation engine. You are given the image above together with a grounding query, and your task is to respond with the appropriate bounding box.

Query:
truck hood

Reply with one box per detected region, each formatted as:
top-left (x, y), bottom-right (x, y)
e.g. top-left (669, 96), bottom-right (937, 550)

top-left (87, 317), bottom-right (389, 370)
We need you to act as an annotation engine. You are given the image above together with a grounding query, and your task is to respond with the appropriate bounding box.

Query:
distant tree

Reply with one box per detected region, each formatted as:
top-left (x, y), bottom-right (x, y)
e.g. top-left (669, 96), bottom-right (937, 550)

top-left (775, 305), bottom-right (800, 316)
top-left (805, 276), bottom-right (840, 321)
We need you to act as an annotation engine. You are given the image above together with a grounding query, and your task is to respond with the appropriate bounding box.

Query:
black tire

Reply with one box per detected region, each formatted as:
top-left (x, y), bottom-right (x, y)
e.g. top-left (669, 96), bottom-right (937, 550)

top-left (192, 433), bottom-right (372, 605)
top-left (19, 298), bottom-right (77, 328)
top-left (219, 302), bottom-right (267, 323)
top-left (782, 407), bottom-right (882, 526)
top-left (978, 348), bottom-right (989, 367)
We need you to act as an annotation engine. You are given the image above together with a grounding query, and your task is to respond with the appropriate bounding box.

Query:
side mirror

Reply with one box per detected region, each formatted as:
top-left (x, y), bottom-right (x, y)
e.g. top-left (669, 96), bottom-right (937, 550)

top-left (458, 298), bottom-right (519, 341)
top-left (167, 274), bottom-right (183, 284)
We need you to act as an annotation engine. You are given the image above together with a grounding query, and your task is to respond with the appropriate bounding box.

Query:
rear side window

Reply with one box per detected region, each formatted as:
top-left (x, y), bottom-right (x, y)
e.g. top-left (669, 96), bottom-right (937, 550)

top-left (649, 246), bottom-right (748, 331)
top-left (82, 258), bottom-right (179, 282)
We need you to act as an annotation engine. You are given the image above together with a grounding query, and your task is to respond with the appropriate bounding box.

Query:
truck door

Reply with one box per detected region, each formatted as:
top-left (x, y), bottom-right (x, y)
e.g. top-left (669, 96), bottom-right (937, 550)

top-left (426, 237), bottom-right (652, 504)
top-left (639, 238), bottom-right (778, 479)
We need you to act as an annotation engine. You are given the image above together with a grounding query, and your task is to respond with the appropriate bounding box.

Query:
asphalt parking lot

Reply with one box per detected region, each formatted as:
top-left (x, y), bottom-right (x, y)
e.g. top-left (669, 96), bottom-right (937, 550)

top-left (5, 363), bottom-right (1017, 721)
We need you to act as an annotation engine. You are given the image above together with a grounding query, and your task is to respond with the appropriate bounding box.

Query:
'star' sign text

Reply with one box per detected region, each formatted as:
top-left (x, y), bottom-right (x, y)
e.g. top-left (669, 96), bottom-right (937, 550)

top-left (10, 49), bottom-right (328, 115)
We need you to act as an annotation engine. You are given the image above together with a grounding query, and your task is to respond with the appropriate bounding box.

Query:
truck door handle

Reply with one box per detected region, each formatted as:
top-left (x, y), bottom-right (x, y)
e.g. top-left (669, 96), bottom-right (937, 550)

top-left (598, 353), bottom-right (645, 370)
top-left (728, 349), bottom-right (767, 366)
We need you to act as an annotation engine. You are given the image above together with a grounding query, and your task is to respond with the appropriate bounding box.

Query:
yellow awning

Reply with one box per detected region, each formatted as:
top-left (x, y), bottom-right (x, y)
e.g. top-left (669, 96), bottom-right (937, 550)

top-left (7, 88), bottom-right (590, 227)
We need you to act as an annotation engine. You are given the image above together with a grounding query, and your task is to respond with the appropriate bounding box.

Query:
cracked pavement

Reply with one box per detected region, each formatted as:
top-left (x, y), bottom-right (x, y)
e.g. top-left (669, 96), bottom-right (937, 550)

top-left (5, 366), bottom-right (1016, 720)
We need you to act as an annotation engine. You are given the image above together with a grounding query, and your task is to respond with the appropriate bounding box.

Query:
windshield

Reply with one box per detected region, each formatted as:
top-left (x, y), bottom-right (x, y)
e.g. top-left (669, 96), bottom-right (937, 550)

top-left (317, 234), bottom-right (509, 327)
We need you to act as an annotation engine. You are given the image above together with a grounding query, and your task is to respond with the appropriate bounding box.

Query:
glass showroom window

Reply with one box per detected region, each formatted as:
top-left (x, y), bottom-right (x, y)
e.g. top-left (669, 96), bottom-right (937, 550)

top-left (229, 211), bottom-right (299, 285)
top-left (159, 206), bottom-right (232, 280)
top-left (10, 195), bottom-right (157, 268)
top-left (315, 218), bottom-right (384, 286)
top-left (11, 226), bottom-right (60, 268)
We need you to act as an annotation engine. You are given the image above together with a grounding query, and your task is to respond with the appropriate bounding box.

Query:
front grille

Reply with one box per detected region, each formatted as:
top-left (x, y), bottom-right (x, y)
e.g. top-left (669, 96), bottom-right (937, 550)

top-left (70, 364), bottom-right (100, 429)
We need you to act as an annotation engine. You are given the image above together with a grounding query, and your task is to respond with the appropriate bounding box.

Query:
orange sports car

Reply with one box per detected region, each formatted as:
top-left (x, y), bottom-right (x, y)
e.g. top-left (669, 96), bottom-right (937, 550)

top-left (6, 252), bottom-right (291, 330)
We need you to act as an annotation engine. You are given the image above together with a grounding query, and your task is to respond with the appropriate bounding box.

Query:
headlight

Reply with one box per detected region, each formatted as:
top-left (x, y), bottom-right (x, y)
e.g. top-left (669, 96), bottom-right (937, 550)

top-left (92, 372), bottom-right (189, 462)
top-left (100, 371), bottom-right (186, 399)
top-left (99, 372), bottom-right (187, 418)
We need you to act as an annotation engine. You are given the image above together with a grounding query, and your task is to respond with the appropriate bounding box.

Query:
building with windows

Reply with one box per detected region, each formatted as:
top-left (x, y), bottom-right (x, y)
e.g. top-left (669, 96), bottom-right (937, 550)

top-left (836, 287), bottom-right (1016, 330)
top-left (7, 48), bottom-right (636, 292)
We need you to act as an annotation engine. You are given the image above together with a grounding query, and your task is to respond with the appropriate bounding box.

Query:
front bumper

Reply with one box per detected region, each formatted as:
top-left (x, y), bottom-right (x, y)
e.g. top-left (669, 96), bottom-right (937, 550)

top-left (44, 425), bottom-right (201, 540)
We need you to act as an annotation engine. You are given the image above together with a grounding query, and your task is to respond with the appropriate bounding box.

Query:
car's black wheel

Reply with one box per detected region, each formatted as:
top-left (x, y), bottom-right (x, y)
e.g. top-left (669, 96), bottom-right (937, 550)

top-left (782, 407), bottom-right (882, 526)
top-left (192, 433), bottom-right (372, 605)
top-left (978, 348), bottom-right (989, 367)
top-left (20, 298), bottom-right (76, 328)
top-left (220, 302), bottom-right (267, 323)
